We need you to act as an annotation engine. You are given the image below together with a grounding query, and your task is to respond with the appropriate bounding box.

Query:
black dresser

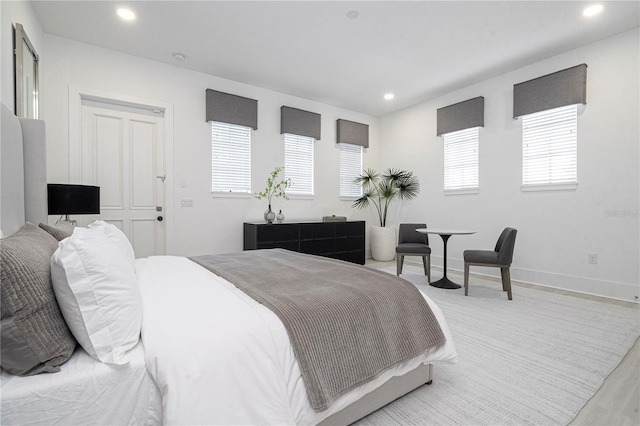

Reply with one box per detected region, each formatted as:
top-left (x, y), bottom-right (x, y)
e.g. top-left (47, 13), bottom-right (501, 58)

top-left (243, 221), bottom-right (365, 265)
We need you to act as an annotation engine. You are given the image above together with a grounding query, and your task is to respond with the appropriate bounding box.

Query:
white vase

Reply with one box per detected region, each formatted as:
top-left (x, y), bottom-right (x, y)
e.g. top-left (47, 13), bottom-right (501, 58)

top-left (370, 226), bottom-right (396, 261)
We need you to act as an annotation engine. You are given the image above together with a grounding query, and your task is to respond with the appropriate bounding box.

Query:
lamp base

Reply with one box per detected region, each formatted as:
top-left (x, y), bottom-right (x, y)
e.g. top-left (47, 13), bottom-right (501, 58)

top-left (55, 217), bottom-right (76, 233)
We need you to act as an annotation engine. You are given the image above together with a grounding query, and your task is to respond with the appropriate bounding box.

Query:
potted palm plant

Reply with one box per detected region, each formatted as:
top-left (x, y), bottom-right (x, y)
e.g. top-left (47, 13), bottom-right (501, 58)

top-left (352, 168), bottom-right (420, 260)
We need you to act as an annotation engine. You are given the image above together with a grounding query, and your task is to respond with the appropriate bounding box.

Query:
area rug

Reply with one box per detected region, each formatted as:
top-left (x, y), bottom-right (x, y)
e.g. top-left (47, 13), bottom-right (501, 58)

top-left (353, 266), bottom-right (640, 426)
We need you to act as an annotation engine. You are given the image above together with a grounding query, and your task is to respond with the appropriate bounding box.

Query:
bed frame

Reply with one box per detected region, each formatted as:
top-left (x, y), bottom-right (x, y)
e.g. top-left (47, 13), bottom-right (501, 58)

top-left (319, 363), bottom-right (433, 425)
top-left (1, 103), bottom-right (47, 234)
top-left (0, 101), bottom-right (434, 425)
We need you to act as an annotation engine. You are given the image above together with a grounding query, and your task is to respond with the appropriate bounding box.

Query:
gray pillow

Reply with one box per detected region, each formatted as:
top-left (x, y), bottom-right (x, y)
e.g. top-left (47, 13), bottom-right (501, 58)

top-left (39, 222), bottom-right (72, 242)
top-left (1, 223), bottom-right (76, 376)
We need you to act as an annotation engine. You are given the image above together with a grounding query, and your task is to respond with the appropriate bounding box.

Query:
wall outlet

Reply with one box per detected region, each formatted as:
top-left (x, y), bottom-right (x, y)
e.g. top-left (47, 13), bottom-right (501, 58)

top-left (180, 198), bottom-right (194, 207)
top-left (588, 253), bottom-right (598, 264)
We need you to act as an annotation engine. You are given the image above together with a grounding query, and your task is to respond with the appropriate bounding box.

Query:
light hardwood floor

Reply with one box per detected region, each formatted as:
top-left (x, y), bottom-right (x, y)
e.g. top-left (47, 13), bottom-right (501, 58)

top-left (365, 259), bottom-right (640, 426)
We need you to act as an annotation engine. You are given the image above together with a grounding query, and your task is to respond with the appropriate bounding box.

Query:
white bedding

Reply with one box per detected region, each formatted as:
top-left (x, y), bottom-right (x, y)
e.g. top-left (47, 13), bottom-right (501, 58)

top-left (0, 342), bottom-right (162, 425)
top-left (138, 256), bottom-right (457, 425)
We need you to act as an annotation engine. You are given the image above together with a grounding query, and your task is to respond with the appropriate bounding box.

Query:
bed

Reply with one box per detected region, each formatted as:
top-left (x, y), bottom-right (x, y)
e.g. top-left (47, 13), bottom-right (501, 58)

top-left (0, 103), bottom-right (457, 425)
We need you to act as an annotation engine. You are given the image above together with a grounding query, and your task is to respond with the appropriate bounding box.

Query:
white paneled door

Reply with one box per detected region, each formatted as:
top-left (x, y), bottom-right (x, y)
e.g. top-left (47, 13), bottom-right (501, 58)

top-left (80, 99), bottom-right (165, 258)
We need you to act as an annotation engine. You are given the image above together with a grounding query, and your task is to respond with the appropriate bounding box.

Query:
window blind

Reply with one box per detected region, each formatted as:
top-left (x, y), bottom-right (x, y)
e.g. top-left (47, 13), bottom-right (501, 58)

top-left (211, 121), bottom-right (251, 193)
top-left (522, 104), bottom-right (577, 186)
top-left (284, 133), bottom-right (314, 195)
top-left (443, 127), bottom-right (479, 191)
top-left (339, 143), bottom-right (363, 198)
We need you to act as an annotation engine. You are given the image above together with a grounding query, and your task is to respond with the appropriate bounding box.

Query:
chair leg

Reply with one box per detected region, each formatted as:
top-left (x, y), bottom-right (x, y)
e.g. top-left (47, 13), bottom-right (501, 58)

top-left (426, 254), bottom-right (431, 283)
top-left (464, 262), bottom-right (470, 296)
top-left (397, 255), bottom-right (404, 276)
top-left (501, 267), bottom-right (513, 300)
top-left (422, 256), bottom-right (428, 277)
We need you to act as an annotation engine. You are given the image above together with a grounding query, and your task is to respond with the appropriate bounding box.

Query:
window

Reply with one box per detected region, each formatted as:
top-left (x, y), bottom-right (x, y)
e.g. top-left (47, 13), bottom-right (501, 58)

top-left (443, 127), bottom-right (479, 192)
top-left (522, 104), bottom-right (577, 189)
top-left (211, 121), bottom-right (251, 193)
top-left (284, 133), bottom-right (314, 195)
top-left (339, 143), bottom-right (363, 198)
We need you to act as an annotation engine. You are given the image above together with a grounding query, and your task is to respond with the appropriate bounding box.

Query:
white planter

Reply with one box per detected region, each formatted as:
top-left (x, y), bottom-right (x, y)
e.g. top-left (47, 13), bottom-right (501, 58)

top-left (370, 226), bottom-right (397, 261)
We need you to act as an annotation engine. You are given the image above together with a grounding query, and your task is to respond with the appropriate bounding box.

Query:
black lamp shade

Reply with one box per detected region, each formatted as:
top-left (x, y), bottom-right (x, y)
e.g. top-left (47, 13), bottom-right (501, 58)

top-left (47, 184), bottom-right (100, 215)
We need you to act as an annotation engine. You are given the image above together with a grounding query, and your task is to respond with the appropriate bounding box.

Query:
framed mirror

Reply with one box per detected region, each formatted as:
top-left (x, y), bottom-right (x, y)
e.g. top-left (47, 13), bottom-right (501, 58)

top-left (14, 23), bottom-right (39, 119)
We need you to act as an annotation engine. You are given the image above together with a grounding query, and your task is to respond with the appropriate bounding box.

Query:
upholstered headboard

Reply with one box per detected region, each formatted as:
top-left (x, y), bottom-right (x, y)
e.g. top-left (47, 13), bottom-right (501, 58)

top-left (1, 103), bottom-right (47, 236)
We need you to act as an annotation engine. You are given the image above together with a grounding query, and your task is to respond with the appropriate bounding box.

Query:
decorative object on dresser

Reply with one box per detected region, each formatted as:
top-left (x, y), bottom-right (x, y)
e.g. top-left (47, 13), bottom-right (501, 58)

top-left (244, 220), bottom-right (365, 264)
top-left (276, 210), bottom-right (285, 223)
top-left (254, 166), bottom-right (292, 223)
top-left (322, 215), bottom-right (347, 222)
top-left (352, 168), bottom-right (420, 261)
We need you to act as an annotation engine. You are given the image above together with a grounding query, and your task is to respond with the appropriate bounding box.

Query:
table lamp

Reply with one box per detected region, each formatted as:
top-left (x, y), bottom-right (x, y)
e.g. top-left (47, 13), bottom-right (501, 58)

top-left (47, 184), bottom-right (100, 226)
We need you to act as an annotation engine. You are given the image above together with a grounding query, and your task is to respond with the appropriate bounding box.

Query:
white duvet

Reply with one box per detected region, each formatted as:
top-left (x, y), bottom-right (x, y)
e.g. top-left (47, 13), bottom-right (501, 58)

top-left (137, 256), bottom-right (457, 425)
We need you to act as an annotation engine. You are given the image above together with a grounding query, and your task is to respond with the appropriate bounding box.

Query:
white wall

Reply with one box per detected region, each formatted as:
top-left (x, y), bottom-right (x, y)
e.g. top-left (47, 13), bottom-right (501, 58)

top-left (1, 0), bottom-right (44, 112)
top-left (42, 35), bottom-right (380, 257)
top-left (3, 3), bottom-right (637, 302)
top-left (379, 29), bottom-right (639, 302)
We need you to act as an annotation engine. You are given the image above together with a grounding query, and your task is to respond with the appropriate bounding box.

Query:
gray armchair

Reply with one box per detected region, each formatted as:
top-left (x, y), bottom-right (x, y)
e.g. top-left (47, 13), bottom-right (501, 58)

top-left (463, 227), bottom-right (517, 300)
top-left (396, 223), bottom-right (431, 282)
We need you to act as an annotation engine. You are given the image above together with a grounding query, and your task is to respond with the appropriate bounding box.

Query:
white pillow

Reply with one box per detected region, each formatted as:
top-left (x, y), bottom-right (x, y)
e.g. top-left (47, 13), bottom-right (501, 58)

top-left (88, 220), bottom-right (136, 271)
top-left (51, 226), bottom-right (142, 365)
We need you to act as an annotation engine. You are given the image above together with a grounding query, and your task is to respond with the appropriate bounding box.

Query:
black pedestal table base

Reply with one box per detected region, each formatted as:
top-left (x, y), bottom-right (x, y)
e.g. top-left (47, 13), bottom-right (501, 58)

top-left (417, 229), bottom-right (475, 290)
top-left (429, 276), bottom-right (461, 289)
top-left (429, 233), bottom-right (459, 289)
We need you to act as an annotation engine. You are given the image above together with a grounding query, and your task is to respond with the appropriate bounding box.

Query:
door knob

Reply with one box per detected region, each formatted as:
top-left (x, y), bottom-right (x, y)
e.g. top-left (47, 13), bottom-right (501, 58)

top-left (157, 216), bottom-right (163, 222)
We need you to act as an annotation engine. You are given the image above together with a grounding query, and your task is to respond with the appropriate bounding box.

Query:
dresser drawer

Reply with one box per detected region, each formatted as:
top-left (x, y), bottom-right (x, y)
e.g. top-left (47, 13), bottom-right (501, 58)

top-left (257, 224), bottom-right (298, 243)
top-left (300, 223), bottom-right (335, 239)
top-left (335, 221), bottom-right (364, 237)
top-left (300, 238), bottom-right (335, 255)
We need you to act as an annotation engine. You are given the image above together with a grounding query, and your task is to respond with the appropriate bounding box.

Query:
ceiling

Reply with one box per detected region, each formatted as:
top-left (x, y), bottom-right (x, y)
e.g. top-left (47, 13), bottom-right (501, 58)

top-left (31, 1), bottom-right (639, 117)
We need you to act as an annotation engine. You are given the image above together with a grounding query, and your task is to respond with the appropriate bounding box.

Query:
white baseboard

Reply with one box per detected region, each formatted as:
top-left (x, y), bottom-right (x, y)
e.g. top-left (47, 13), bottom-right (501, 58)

top-left (403, 256), bottom-right (639, 304)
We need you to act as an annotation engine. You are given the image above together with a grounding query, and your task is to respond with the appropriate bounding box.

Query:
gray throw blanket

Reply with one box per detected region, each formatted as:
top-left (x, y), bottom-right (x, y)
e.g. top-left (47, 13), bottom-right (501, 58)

top-left (190, 249), bottom-right (446, 412)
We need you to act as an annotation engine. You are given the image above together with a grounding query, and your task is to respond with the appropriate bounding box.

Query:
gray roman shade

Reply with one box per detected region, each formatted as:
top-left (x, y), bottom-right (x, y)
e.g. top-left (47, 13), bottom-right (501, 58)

top-left (436, 96), bottom-right (484, 136)
top-left (513, 64), bottom-right (587, 118)
top-left (281, 106), bottom-right (321, 140)
top-left (337, 119), bottom-right (369, 148)
top-left (206, 89), bottom-right (258, 130)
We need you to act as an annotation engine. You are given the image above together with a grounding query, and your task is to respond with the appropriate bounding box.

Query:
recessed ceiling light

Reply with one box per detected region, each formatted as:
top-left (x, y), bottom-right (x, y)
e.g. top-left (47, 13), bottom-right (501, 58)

top-left (384, 93), bottom-right (395, 101)
top-left (117, 8), bottom-right (136, 21)
top-left (583, 4), bottom-right (604, 17)
top-left (346, 10), bottom-right (359, 19)
top-left (173, 53), bottom-right (186, 61)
